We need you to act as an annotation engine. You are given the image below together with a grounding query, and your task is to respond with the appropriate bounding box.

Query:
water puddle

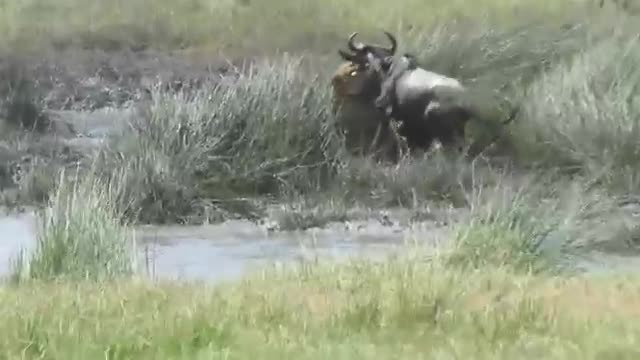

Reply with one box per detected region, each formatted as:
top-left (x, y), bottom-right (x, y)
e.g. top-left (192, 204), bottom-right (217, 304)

top-left (570, 251), bottom-right (640, 275)
top-left (0, 212), bottom-right (448, 283)
top-left (2, 211), bottom-right (640, 283)
top-left (137, 219), bottom-right (453, 282)
top-left (0, 212), bottom-right (37, 276)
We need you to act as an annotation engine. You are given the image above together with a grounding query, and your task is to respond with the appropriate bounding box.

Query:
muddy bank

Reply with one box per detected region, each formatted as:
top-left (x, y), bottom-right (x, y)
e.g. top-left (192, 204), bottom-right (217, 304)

top-left (0, 47), bottom-right (335, 213)
top-left (0, 49), bottom-right (224, 204)
top-left (0, 48), bottom-right (223, 205)
top-left (0, 47), bottom-right (329, 113)
top-left (0, 104), bottom-right (138, 208)
top-left (0, 48), bottom-right (250, 112)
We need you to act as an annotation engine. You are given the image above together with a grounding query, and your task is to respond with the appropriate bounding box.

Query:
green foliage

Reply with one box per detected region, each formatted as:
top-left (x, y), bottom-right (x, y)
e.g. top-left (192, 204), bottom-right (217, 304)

top-left (448, 177), bottom-right (564, 272)
top-left (96, 56), bottom-right (341, 223)
top-left (0, 0), bottom-right (582, 53)
top-left (2, 259), bottom-right (640, 358)
top-left (11, 170), bottom-right (135, 282)
top-left (514, 26), bottom-right (640, 192)
top-left (0, 0), bottom-right (640, 285)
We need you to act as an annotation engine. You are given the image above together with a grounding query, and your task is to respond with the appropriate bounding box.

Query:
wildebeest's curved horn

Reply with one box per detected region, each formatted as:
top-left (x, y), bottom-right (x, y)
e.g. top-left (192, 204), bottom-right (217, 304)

top-left (348, 32), bottom-right (365, 52)
top-left (338, 49), bottom-right (357, 62)
top-left (383, 31), bottom-right (397, 55)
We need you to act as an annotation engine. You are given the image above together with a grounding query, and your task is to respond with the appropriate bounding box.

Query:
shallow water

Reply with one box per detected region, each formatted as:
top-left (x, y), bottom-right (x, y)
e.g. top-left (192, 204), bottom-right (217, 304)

top-left (136, 219), bottom-right (424, 282)
top-left (0, 211), bottom-right (449, 283)
top-left (2, 211), bottom-right (640, 283)
top-left (0, 212), bottom-right (37, 276)
top-left (570, 251), bottom-right (640, 276)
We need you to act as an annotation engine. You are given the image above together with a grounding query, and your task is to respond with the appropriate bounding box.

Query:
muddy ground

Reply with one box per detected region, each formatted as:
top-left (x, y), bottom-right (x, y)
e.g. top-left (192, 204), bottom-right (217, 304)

top-left (0, 49), bottom-right (266, 203)
top-left (0, 47), bottom-right (336, 190)
top-left (0, 48), bottom-right (251, 112)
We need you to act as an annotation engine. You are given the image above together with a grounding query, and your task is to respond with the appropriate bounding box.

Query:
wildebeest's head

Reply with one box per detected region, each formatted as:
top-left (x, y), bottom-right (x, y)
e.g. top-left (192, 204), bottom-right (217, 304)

top-left (337, 31), bottom-right (398, 67)
top-left (331, 31), bottom-right (399, 110)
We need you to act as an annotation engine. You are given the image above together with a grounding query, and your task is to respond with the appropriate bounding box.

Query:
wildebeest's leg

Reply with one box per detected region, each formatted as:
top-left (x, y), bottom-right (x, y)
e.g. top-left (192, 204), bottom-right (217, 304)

top-left (377, 119), bottom-right (407, 164)
top-left (422, 101), bottom-right (469, 154)
top-left (367, 119), bottom-right (392, 162)
top-left (390, 121), bottom-right (410, 159)
top-left (397, 119), bottom-right (427, 152)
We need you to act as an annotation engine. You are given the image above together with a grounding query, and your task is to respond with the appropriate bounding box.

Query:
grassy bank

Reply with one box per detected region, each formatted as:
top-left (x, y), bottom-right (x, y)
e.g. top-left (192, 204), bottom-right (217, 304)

top-left (3, 258), bottom-right (640, 359)
top-left (6, 169), bottom-right (640, 357)
top-left (5, 172), bottom-right (640, 358)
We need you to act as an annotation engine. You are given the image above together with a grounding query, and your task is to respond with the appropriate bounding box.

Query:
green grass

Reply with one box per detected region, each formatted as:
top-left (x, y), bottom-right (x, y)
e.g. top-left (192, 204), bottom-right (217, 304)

top-left (513, 28), bottom-right (640, 192)
top-left (5, 168), bottom-right (640, 358)
top-left (94, 59), bottom-right (340, 223)
top-left (3, 256), bottom-right (640, 359)
top-left (11, 169), bottom-right (136, 282)
top-left (0, 0), bottom-right (586, 54)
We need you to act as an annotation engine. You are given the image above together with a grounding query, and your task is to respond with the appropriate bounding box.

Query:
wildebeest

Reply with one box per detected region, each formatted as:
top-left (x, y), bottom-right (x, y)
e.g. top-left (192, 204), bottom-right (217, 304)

top-left (337, 31), bottom-right (519, 157)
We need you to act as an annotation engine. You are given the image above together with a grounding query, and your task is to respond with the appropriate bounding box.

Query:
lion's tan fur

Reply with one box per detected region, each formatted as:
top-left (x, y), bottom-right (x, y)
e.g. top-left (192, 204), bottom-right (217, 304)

top-left (330, 62), bottom-right (406, 162)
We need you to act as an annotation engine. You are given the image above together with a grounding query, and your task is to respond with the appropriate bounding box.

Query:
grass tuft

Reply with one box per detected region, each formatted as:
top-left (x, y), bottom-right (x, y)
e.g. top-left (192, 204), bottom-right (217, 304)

top-left (449, 175), bottom-right (563, 272)
top-left (514, 28), bottom-right (640, 192)
top-left (96, 56), bottom-right (342, 224)
top-left (11, 169), bottom-right (135, 282)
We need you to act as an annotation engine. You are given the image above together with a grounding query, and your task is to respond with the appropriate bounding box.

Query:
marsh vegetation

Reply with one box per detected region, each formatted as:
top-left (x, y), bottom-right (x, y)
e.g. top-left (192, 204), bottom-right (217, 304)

top-left (1, 0), bottom-right (640, 357)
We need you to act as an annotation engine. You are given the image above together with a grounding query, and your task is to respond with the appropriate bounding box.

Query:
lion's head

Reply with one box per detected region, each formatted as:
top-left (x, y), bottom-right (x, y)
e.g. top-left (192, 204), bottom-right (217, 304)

top-left (328, 32), bottom-right (405, 162)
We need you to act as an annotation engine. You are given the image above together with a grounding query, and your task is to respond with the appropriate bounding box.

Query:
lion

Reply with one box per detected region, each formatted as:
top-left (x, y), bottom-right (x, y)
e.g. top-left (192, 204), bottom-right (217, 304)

top-left (330, 60), bottom-right (405, 163)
